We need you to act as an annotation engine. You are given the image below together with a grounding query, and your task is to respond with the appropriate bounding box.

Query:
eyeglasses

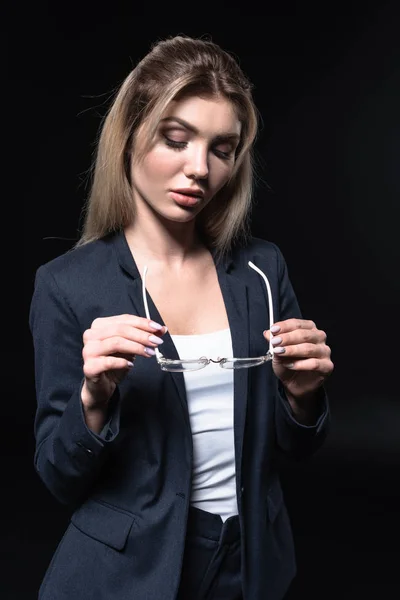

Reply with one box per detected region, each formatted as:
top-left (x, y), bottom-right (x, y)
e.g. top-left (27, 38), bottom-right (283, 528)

top-left (142, 261), bottom-right (274, 372)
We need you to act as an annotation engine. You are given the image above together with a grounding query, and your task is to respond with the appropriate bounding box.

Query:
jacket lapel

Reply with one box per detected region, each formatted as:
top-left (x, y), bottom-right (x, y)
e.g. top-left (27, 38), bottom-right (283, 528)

top-left (133, 279), bottom-right (191, 429)
top-left (216, 260), bottom-right (250, 492)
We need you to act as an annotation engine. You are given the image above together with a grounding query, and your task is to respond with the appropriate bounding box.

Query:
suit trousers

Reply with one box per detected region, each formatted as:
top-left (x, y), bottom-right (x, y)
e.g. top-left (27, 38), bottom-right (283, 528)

top-left (176, 505), bottom-right (243, 600)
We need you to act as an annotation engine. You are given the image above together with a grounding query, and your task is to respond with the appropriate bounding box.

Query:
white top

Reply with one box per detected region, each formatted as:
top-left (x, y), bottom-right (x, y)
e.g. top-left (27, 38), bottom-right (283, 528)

top-left (170, 328), bottom-right (238, 521)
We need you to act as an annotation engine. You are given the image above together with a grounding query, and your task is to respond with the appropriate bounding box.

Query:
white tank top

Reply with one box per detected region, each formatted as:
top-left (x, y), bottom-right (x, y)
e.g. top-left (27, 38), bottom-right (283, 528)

top-left (170, 328), bottom-right (238, 521)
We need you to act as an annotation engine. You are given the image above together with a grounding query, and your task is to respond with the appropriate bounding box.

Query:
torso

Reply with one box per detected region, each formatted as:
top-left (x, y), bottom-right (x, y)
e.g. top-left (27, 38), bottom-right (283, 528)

top-left (133, 249), bottom-right (229, 335)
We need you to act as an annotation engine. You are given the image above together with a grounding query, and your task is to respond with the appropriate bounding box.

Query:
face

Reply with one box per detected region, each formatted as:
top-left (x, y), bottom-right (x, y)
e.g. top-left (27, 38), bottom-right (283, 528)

top-left (130, 95), bottom-right (242, 224)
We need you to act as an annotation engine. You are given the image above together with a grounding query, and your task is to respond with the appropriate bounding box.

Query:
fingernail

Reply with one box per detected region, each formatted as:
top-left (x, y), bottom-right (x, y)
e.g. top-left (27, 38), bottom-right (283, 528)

top-left (145, 347), bottom-right (156, 356)
top-left (149, 334), bottom-right (164, 345)
top-left (271, 325), bottom-right (280, 333)
top-left (286, 362), bottom-right (295, 368)
top-left (273, 346), bottom-right (286, 354)
top-left (271, 336), bottom-right (282, 346)
top-left (126, 361), bottom-right (135, 368)
top-left (150, 321), bottom-right (163, 330)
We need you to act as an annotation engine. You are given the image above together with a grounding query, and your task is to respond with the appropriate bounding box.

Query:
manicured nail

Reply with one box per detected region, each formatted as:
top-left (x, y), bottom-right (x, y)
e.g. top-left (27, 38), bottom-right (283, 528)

top-left (271, 325), bottom-right (280, 333)
top-left (149, 334), bottom-right (164, 345)
top-left (271, 336), bottom-right (282, 346)
top-left (145, 347), bottom-right (156, 356)
top-left (286, 362), bottom-right (295, 368)
top-left (150, 321), bottom-right (163, 330)
top-left (126, 361), bottom-right (135, 368)
top-left (273, 347), bottom-right (286, 354)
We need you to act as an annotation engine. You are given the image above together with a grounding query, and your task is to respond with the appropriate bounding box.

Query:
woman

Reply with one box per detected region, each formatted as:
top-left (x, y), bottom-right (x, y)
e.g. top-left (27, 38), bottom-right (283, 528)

top-left (29, 35), bottom-right (333, 600)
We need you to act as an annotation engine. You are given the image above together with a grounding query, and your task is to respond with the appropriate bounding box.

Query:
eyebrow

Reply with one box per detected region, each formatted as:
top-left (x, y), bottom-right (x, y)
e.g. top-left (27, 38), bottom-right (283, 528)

top-left (160, 116), bottom-right (241, 143)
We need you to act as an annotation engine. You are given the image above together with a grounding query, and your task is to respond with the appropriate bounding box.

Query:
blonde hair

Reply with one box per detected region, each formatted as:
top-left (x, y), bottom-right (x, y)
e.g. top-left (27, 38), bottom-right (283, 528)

top-left (77, 35), bottom-right (259, 261)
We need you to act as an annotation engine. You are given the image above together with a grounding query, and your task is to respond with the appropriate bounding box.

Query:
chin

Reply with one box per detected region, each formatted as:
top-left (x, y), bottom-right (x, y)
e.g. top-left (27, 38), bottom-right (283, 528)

top-left (158, 209), bottom-right (198, 224)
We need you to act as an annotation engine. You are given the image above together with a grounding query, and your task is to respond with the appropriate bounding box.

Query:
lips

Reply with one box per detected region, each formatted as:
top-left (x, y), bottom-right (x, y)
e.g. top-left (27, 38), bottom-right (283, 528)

top-left (169, 191), bottom-right (203, 207)
top-left (172, 188), bottom-right (204, 198)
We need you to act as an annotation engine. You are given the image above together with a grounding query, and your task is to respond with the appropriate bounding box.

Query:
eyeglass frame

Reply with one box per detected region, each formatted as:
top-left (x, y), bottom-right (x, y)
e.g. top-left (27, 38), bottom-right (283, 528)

top-left (141, 261), bottom-right (275, 372)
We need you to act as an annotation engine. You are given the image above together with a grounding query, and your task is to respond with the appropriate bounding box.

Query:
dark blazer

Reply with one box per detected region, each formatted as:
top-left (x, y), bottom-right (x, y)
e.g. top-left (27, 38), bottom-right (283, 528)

top-left (29, 231), bottom-right (330, 600)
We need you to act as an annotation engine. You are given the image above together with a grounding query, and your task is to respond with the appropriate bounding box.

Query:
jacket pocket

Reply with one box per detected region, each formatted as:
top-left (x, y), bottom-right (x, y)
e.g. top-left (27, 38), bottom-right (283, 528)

top-left (71, 499), bottom-right (135, 551)
top-left (266, 480), bottom-right (284, 523)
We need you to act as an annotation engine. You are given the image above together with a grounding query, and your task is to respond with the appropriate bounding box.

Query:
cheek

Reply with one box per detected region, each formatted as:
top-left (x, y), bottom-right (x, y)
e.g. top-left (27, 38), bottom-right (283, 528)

top-left (141, 148), bottom-right (182, 182)
top-left (209, 159), bottom-right (234, 190)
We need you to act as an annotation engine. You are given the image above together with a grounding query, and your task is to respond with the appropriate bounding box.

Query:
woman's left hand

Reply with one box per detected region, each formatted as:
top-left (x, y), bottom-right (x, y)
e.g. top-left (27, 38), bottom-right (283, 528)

top-left (263, 318), bottom-right (334, 402)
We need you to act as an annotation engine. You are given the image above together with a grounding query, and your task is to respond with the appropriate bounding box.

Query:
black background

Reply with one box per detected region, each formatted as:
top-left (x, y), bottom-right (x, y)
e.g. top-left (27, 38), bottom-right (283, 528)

top-left (15, 1), bottom-right (400, 598)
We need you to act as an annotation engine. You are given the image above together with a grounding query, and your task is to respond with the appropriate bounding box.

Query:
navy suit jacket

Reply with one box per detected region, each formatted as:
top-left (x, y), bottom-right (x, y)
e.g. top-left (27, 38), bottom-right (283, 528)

top-left (29, 231), bottom-right (330, 600)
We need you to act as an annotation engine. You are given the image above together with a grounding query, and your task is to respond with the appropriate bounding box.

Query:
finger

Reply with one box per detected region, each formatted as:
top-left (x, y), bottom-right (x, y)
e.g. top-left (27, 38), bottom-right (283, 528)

top-left (83, 337), bottom-right (159, 360)
top-left (84, 324), bottom-right (166, 348)
top-left (281, 357), bottom-right (334, 374)
top-left (83, 355), bottom-right (134, 380)
top-left (268, 319), bottom-right (317, 335)
top-left (271, 342), bottom-right (330, 359)
top-left (267, 329), bottom-right (327, 347)
top-left (91, 315), bottom-right (167, 334)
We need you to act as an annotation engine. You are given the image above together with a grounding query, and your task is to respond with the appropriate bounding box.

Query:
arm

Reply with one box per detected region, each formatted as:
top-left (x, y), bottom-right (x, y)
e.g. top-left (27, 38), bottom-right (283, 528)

top-left (29, 266), bottom-right (121, 506)
top-left (270, 245), bottom-right (331, 460)
top-left (274, 380), bottom-right (330, 460)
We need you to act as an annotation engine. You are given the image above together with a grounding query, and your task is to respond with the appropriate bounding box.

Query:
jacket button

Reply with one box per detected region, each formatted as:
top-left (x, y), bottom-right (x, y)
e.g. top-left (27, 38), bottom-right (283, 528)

top-left (241, 486), bottom-right (245, 495)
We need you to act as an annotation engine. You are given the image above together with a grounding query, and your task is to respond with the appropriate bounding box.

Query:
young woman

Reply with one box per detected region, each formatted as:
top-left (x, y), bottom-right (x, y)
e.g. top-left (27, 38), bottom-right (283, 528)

top-left (29, 34), bottom-right (333, 600)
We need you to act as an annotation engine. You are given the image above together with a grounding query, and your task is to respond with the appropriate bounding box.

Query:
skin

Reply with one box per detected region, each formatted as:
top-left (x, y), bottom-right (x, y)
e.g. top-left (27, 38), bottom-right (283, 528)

top-left (81, 94), bottom-right (333, 431)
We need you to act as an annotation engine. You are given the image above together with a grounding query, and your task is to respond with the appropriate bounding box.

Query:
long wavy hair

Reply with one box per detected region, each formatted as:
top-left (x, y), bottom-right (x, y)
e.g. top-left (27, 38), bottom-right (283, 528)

top-left (77, 35), bottom-right (259, 261)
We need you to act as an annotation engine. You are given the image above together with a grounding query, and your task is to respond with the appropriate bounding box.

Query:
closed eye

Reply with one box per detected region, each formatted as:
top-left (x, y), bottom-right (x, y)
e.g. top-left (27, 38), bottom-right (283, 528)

top-left (214, 148), bottom-right (233, 160)
top-left (164, 137), bottom-right (186, 150)
top-left (164, 136), bottom-right (233, 160)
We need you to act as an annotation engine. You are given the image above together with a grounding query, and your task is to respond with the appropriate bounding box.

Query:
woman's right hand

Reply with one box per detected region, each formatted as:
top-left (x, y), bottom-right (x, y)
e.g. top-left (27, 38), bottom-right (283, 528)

top-left (81, 315), bottom-right (167, 411)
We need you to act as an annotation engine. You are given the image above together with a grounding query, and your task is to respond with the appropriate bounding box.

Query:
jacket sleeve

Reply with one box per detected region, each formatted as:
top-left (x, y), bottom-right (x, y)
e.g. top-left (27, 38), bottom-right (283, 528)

top-left (29, 265), bottom-right (122, 507)
top-left (271, 244), bottom-right (331, 460)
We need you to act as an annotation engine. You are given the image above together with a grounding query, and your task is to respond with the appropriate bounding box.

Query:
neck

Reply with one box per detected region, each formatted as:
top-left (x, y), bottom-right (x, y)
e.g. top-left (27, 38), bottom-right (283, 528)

top-left (124, 213), bottom-right (206, 271)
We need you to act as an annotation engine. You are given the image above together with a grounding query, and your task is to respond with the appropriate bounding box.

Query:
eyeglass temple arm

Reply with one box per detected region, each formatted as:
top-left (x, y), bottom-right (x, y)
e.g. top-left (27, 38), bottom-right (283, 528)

top-left (142, 266), bottom-right (163, 360)
top-left (248, 261), bottom-right (274, 356)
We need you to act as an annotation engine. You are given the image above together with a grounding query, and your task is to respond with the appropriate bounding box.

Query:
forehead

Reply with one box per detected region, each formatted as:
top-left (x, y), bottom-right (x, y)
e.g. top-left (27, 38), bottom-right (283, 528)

top-left (162, 95), bottom-right (241, 137)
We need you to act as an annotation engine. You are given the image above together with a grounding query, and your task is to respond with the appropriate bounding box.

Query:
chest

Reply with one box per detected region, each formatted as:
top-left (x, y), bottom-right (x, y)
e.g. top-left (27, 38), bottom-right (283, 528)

top-left (141, 264), bottom-right (229, 335)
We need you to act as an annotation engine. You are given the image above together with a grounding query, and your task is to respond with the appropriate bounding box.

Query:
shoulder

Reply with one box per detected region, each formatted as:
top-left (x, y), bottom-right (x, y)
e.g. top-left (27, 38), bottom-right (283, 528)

top-left (231, 236), bottom-right (287, 271)
top-left (35, 237), bottom-right (115, 284)
top-left (32, 237), bottom-right (121, 309)
top-left (30, 236), bottom-right (123, 324)
top-left (242, 236), bottom-right (281, 257)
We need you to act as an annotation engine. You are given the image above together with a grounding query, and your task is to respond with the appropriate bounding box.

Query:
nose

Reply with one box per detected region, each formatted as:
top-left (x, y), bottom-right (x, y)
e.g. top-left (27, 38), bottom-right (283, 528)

top-left (183, 144), bottom-right (209, 180)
